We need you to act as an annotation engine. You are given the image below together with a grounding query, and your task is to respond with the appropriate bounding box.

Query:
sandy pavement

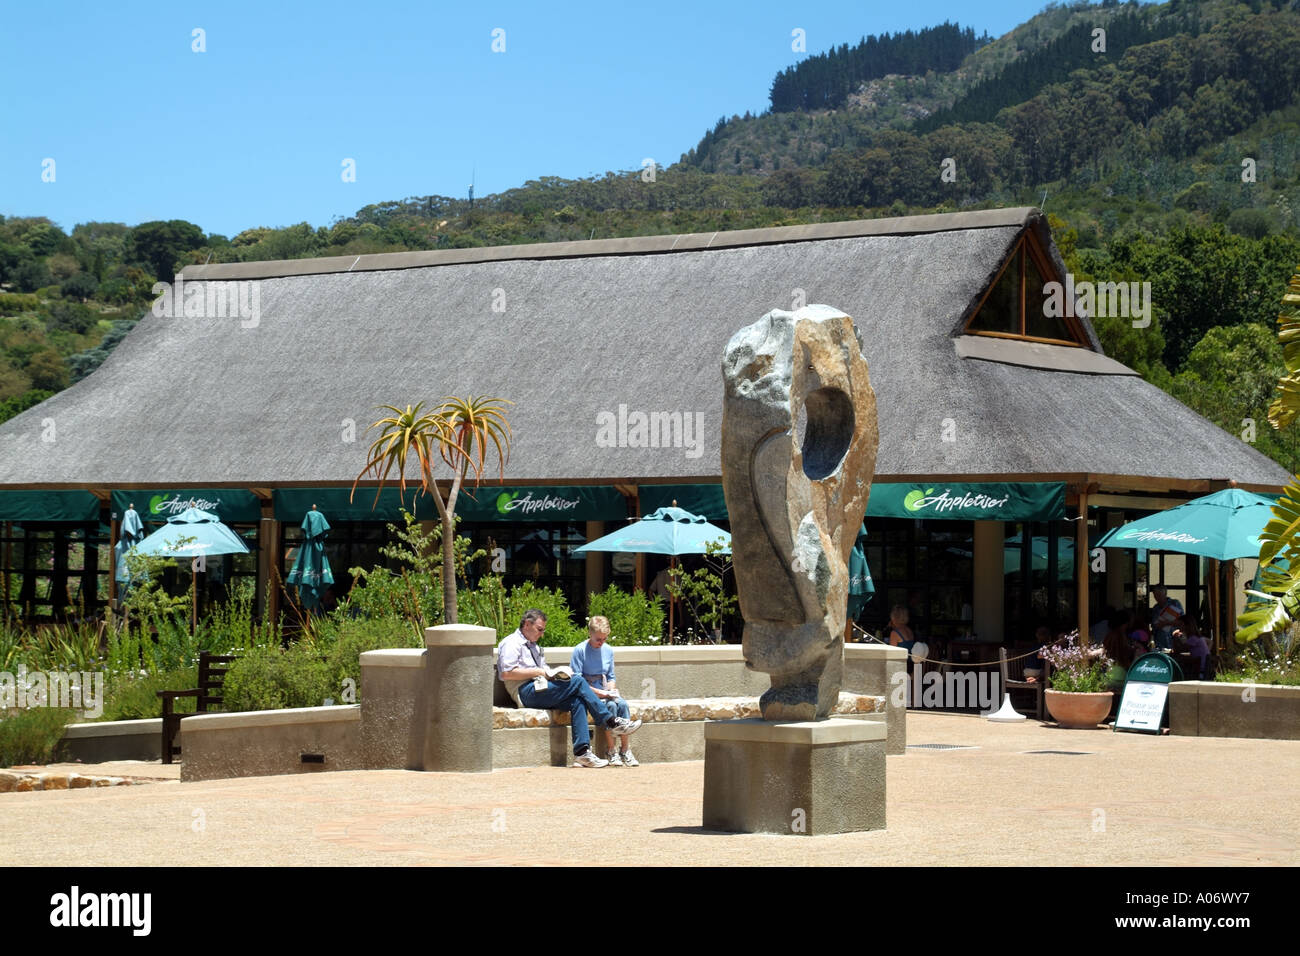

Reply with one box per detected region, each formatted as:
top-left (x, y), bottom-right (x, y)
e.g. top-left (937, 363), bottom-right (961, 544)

top-left (3, 712), bottom-right (1296, 866)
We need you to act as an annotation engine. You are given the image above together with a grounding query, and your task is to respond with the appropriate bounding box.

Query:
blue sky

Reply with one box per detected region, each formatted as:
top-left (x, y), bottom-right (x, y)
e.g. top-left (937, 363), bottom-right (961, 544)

top-left (4, 1), bottom-right (1109, 237)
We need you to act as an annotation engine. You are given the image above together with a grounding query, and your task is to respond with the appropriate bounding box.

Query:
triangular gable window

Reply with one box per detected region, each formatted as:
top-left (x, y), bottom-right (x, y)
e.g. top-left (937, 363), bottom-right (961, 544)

top-left (965, 235), bottom-right (1086, 346)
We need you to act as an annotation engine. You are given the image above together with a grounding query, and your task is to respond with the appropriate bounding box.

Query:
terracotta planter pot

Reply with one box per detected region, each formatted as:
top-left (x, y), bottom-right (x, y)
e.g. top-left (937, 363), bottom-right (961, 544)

top-left (1044, 689), bottom-right (1113, 729)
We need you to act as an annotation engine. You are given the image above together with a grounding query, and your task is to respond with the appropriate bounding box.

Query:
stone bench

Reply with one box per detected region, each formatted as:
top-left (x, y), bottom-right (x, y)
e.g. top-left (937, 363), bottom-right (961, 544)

top-left (492, 692), bottom-right (886, 768)
top-left (493, 692), bottom-right (883, 728)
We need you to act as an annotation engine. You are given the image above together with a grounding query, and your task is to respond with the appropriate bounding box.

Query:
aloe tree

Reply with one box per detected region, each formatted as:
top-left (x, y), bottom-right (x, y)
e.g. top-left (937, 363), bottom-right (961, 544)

top-left (353, 397), bottom-right (512, 624)
top-left (1238, 267), bottom-right (1300, 642)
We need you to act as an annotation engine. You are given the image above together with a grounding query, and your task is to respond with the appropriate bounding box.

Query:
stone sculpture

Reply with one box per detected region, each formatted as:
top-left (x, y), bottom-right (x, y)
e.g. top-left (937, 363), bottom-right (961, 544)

top-left (721, 305), bottom-right (878, 720)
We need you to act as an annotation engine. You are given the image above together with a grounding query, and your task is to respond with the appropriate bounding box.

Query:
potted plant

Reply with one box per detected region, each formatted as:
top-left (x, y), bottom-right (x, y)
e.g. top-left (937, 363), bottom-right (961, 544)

top-left (1041, 630), bottom-right (1114, 728)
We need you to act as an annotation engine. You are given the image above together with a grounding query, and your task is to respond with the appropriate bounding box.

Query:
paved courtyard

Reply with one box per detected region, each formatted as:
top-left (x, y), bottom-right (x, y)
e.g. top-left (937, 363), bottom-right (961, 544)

top-left (4, 712), bottom-right (1297, 866)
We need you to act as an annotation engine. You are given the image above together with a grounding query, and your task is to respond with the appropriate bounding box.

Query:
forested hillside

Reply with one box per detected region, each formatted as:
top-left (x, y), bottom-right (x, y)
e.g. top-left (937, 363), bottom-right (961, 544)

top-left (3, 0), bottom-right (1299, 474)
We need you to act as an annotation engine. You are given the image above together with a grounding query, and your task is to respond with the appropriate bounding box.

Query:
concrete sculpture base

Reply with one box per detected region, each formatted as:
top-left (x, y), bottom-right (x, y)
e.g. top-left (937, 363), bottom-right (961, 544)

top-left (702, 718), bottom-right (885, 835)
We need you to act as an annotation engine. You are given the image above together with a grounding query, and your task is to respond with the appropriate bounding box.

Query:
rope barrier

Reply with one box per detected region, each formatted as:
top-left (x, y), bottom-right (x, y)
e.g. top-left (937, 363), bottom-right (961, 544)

top-left (849, 622), bottom-right (1046, 667)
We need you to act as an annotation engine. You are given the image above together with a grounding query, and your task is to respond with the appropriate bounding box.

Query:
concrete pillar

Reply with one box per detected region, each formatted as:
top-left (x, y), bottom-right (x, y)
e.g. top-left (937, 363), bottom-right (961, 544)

top-left (703, 718), bottom-right (886, 835)
top-left (420, 624), bottom-right (496, 772)
top-left (972, 521), bottom-right (1003, 641)
top-left (360, 648), bottom-right (426, 769)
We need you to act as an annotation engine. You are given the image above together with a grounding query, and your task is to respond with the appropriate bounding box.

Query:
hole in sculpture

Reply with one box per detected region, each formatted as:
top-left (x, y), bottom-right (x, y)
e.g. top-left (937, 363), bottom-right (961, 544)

top-left (800, 387), bottom-right (854, 480)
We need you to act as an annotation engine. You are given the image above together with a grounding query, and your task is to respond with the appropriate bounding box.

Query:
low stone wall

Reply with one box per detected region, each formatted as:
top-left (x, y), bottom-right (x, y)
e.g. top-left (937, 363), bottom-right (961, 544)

top-left (157, 638), bottom-right (905, 781)
top-left (61, 718), bottom-right (163, 763)
top-left (1169, 680), bottom-right (1300, 740)
top-left (179, 705), bottom-right (363, 782)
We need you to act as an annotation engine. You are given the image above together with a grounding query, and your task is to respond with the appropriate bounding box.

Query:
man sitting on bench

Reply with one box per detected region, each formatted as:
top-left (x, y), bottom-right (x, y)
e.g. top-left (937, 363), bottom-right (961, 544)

top-left (498, 608), bottom-right (640, 768)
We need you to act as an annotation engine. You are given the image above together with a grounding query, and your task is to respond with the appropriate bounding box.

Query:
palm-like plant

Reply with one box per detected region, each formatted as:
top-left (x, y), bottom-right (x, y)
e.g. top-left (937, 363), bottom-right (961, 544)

top-left (353, 397), bottom-right (512, 624)
top-left (1240, 266), bottom-right (1300, 641)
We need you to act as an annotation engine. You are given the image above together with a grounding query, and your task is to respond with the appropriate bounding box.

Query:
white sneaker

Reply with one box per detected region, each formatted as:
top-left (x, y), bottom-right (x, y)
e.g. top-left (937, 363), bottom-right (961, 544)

top-left (605, 750), bottom-right (624, 767)
top-left (611, 717), bottom-right (641, 736)
top-left (573, 751), bottom-right (608, 768)
top-left (621, 750), bottom-right (639, 767)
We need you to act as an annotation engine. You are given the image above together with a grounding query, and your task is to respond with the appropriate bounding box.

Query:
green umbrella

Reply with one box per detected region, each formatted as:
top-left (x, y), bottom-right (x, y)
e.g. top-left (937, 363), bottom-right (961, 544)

top-left (114, 505), bottom-right (146, 587)
top-left (286, 506), bottom-right (334, 612)
top-left (1095, 488), bottom-right (1277, 561)
top-left (572, 505), bottom-right (730, 556)
top-left (847, 522), bottom-right (875, 619)
top-left (134, 507), bottom-right (250, 632)
top-left (574, 505), bottom-right (730, 640)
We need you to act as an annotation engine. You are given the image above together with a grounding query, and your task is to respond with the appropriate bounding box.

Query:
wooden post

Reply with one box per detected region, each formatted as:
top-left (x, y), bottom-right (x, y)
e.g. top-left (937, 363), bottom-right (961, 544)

top-left (1076, 488), bottom-right (1090, 643)
top-left (259, 517), bottom-right (281, 627)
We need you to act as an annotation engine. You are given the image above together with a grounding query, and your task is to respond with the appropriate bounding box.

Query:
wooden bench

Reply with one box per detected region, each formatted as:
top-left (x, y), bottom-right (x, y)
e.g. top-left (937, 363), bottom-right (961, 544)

top-left (157, 651), bottom-right (235, 764)
top-left (999, 647), bottom-right (1050, 720)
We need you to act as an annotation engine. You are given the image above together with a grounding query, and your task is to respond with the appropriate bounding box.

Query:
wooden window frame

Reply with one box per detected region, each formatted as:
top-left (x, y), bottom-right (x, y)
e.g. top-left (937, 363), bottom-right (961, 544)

top-left (963, 234), bottom-right (1089, 348)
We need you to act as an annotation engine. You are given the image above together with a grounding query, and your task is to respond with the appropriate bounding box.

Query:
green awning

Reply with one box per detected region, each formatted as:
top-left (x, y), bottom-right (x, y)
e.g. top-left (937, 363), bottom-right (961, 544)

top-left (457, 486), bottom-right (625, 522)
top-left (274, 487), bottom-right (439, 522)
top-left (0, 490), bottom-right (101, 522)
top-left (636, 482), bottom-right (1065, 522)
top-left (639, 484), bottom-right (728, 521)
top-left (112, 489), bottom-right (263, 524)
top-left (275, 486), bottom-right (625, 523)
top-left (867, 482), bottom-right (1065, 521)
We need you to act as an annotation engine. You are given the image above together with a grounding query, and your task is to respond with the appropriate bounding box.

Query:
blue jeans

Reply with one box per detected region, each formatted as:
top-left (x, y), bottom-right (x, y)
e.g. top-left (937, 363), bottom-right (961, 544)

top-left (519, 675), bottom-right (612, 754)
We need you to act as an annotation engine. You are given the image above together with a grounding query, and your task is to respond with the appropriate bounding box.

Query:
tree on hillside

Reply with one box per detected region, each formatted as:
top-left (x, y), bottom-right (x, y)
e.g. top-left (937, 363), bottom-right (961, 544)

top-left (129, 220), bottom-right (205, 282)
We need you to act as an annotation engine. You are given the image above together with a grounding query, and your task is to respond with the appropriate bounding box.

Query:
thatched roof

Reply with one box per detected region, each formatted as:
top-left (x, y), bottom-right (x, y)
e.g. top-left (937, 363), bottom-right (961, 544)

top-left (0, 207), bottom-right (1288, 491)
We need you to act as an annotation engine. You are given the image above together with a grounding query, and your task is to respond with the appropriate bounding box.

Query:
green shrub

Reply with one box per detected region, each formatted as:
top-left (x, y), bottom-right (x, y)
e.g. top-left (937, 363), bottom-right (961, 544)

top-left (221, 643), bottom-right (332, 712)
top-left (0, 708), bottom-right (78, 767)
top-left (1216, 633), bottom-right (1300, 686)
top-left (460, 574), bottom-right (508, 636)
top-left (587, 584), bottom-right (664, 645)
top-left (96, 667), bottom-right (197, 722)
top-left (502, 582), bottom-right (583, 646)
top-left (200, 578), bottom-right (278, 656)
top-left (315, 616), bottom-right (421, 700)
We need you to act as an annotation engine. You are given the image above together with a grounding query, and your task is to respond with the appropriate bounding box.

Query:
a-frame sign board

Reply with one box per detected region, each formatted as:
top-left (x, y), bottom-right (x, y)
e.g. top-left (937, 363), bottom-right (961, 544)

top-left (1114, 652), bottom-right (1183, 734)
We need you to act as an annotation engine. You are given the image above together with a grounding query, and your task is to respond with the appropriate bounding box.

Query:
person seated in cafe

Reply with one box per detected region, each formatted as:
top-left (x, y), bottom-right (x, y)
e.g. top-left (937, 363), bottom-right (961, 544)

top-left (1172, 615), bottom-right (1210, 679)
top-left (885, 605), bottom-right (923, 673)
top-left (1149, 585), bottom-right (1184, 651)
top-left (1129, 628), bottom-right (1154, 658)
top-left (1023, 626), bottom-right (1053, 681)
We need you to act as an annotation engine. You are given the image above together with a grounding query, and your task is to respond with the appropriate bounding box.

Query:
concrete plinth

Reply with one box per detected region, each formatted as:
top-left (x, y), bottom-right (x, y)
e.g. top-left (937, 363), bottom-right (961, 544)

top-left (421, 624), bottom-right (497, 772)
top-left (702, 718), bottom-right (885, 835)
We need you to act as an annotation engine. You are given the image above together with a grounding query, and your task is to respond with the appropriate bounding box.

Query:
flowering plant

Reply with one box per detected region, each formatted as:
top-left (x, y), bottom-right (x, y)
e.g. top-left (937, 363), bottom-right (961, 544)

top-left (1041, 630), bottom-right (1113, 693)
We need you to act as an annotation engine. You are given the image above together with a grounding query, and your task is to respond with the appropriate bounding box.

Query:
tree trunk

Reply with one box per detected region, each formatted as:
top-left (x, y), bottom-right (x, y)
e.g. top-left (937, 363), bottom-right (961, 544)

top-left (442, 511), bottom-right (457, 624)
